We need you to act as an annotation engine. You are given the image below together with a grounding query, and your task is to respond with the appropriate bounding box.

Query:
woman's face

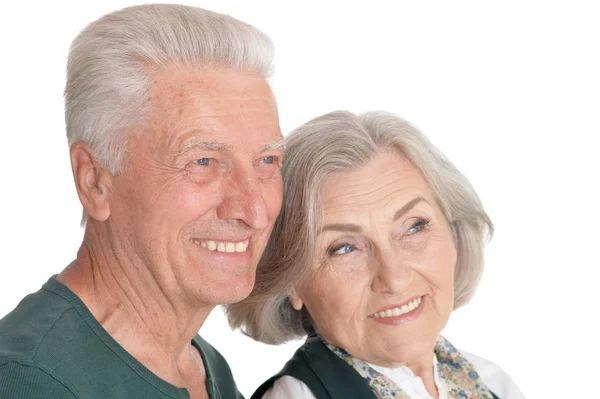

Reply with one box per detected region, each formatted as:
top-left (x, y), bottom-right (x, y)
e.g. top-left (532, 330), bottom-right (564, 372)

top-left (291, 151), bottom-right (457, 368)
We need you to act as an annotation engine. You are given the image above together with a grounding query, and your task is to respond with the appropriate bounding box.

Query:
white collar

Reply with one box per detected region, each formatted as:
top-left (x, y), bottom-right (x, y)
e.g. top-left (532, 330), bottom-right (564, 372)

top-left (366, 355), bottom-right (448, 399)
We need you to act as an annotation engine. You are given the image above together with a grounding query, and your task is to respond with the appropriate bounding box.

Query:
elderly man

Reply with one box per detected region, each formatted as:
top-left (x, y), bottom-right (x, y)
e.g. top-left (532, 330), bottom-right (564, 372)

top-left (0, 4), bottom-right (283, 399)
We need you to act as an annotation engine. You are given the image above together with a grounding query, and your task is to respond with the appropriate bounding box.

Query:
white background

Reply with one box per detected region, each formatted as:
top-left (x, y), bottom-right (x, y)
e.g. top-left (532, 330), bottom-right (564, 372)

top-left (1, 1), bottom-right (599, 398)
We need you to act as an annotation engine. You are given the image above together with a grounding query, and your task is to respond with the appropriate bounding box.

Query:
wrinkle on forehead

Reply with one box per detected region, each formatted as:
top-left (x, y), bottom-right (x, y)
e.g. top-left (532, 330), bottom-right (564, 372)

top-left (322, 179), bottom-right (415, 211)
top-left (157, 94), bottom-right (277, 121)
top-left (139, 65), bottom-right (280, 155)
top-left (147, 64), bottom-right (276, 116)
top-left (150, 64), bottom-right (275, 103)
top-left (321, 165), bottom-right (426, 203)
top-left (317, 154), bottom-right (434, 227)
top-left (180, 108), bottom-right (278, 120)
top-left (170, 95), bottom-right (275, 131)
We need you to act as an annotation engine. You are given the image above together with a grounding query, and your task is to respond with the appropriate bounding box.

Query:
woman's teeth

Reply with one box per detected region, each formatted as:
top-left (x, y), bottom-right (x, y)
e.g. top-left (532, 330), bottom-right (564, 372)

top-left (191, 239), bottom-right (249, 253)
top-left (372, 297), bottom-right (422, 318)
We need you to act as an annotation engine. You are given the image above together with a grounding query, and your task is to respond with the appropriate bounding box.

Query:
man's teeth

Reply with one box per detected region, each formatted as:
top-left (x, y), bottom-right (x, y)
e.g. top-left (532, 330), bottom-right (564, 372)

top-left (191, 239), bottom-right (249, 253)
top-left (372, 297), bottom-right (422, 318)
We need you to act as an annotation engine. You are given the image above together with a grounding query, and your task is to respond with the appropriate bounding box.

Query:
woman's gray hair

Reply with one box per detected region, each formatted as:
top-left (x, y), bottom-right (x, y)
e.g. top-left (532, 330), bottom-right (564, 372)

top-left (65, 4), bottom-right (274, 224)
top-left (227, 110), bottom-right (493, 345)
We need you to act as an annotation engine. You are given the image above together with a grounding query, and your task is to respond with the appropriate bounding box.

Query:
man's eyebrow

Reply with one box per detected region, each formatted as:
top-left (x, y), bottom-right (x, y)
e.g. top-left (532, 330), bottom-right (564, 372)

top-left (393, 197), bottom-right (427, 221)
top-left (178, 139), bottom-right (283, 156)
top-left (318, 197), bottom-right (428, 235)
top-left (261, 139), bottom-right (285, 152)
top-left (180, 140), bottom-right (232, 153)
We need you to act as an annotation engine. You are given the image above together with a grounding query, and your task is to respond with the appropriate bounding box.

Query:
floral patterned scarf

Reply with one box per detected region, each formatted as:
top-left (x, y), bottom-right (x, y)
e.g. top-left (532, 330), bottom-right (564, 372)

top-left (323, 336), bottom-right (494, 399)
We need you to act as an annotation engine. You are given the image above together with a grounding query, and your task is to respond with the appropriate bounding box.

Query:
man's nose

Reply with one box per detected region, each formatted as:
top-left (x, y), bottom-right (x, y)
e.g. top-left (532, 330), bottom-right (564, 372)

top-left (216, 166), bottom-right (269, 229)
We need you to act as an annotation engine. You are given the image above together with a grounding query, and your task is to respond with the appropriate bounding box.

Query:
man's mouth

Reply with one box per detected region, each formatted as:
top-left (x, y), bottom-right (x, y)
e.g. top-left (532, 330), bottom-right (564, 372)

top-left (190, 239), bottom-right (249, 253)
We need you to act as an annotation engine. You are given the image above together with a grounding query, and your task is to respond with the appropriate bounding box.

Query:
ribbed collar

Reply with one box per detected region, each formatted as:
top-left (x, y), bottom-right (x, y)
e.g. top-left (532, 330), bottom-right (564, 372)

top-left (43, 276), bottom-right (216, 399)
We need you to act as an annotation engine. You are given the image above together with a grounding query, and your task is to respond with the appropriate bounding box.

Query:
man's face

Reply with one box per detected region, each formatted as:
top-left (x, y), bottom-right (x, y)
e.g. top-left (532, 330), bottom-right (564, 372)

top-left (107, 65), bottom-right (283, 306)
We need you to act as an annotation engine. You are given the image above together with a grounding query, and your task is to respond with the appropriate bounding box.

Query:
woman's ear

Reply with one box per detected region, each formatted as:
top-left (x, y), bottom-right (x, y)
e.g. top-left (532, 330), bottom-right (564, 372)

top-left (289, 291), bottom-right (304, 311)
top-left (70, 141), bottom-right (111, 222)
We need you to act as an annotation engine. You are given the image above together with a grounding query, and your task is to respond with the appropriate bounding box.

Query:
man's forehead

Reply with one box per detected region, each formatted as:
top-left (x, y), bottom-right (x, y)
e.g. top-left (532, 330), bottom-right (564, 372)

top-left (142, 65), bottom-right (281, 154)
top-left (149, 64), bottom-right (274, 103)
top-left (151, 79), bottom-right (279, 132)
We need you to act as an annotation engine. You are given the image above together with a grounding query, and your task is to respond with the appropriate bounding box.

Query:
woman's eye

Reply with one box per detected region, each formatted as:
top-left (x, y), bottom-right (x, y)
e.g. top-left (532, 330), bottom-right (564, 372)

top-left (407, 219), bottom-right (429, 235)
top-left (193, 158), bottom-right (211, 166)
top-left (331, 243), bottom-right (356, 255)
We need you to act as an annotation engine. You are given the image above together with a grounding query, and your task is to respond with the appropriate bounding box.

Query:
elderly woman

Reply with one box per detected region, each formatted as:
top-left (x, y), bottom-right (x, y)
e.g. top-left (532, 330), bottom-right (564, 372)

top-left (228, 111), bottom-right (524, 399)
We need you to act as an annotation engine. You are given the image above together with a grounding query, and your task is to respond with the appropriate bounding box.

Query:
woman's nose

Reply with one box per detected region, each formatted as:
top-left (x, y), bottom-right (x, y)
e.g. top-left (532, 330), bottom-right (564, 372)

top-left (371, 253), bottom-right (415, 295)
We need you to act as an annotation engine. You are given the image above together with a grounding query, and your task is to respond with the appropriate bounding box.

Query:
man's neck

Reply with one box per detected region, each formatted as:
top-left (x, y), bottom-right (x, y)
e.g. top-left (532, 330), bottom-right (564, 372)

top-left (57, 224), bottom-right (212, 389)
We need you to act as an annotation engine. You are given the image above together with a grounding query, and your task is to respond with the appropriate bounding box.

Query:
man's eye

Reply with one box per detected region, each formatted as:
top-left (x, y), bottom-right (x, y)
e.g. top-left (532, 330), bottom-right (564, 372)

top-left (330, 243), bottom-right (356, 256)
top-left (261, 156), bottom-right (275, 164)
top-left (193, 158), bottom-right (211, 166)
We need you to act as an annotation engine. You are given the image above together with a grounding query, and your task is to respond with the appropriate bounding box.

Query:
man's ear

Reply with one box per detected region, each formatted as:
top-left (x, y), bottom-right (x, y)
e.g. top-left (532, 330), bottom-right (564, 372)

top-left (70, 141), bottom-right (111, 222)
top-left (289, 291), bottom-right (304, 311)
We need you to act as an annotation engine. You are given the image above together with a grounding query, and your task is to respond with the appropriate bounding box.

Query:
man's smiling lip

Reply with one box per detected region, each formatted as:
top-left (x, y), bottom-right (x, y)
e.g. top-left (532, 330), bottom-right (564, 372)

top-left (190, 237), bottom-right (252, 253)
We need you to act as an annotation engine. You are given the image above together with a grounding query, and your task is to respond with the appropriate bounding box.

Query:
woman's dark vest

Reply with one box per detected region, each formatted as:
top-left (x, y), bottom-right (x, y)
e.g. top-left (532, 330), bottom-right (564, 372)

top-left (252, 337), bottom-right (500, 399)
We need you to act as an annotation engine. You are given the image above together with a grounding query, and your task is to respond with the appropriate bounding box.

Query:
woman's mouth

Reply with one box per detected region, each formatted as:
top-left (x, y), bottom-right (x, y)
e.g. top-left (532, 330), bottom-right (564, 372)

top-left (370, 296), bottom-right (423, 319)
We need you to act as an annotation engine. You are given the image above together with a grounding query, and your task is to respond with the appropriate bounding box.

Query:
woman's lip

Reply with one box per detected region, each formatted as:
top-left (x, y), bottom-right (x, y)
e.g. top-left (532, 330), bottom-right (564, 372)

top-left (371, 295), bottom-right (424, 315)
top-left (370, 296), bottom-right (425, 325)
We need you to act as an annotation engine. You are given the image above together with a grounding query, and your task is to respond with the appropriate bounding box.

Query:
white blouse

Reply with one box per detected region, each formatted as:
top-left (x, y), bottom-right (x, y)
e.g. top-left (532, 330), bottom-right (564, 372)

top-left (262, 351), bottom-right (525, 399)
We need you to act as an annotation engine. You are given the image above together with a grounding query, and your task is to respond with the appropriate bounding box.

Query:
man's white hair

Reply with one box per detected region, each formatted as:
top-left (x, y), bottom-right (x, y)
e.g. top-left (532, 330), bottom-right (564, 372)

top-left (64, 4), bottom-right (274, 224)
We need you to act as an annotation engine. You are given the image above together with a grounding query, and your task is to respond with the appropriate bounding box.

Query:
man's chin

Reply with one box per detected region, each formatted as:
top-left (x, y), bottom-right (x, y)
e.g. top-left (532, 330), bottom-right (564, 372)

top-left (218, 281), bottom-right (255, 305)
top-left (199, 274), bottom-right (256, 306)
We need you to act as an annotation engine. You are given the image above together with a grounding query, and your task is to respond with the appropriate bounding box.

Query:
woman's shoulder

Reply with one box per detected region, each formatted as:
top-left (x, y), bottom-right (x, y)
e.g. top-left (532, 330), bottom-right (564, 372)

top-left (261, 376), bottom-right (317, 399)
top-left (461, 350), bottom-right (525, 399)
top-left (258, 348), bottom-right (525, 399)
top-left (254, 337), bottom-right (375, 399)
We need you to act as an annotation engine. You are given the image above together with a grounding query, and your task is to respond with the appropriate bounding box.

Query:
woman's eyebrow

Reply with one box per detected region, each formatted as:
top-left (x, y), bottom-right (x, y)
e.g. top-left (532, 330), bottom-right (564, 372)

top-left (318, 223), bottom-right (363, 235)
top-left (318, 197), bottom-right (428, 235)
top-left (393, 196), bottom-right (427, 221)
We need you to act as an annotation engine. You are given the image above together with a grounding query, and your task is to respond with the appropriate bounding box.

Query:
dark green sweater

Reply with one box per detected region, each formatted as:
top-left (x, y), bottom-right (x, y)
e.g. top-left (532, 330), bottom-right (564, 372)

top-left (0, 277), bottom-right (243, 399)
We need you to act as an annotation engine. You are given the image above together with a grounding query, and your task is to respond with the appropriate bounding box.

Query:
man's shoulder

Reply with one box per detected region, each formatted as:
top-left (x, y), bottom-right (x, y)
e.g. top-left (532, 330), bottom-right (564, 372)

top-left (0, 361), bottom-right (79, 398)
top-left (0, 278), bottom-right (76, 365)
top-left (0, 279), bottom-right (82, 398)
top-left (0, 278), bottom-right (191, 398)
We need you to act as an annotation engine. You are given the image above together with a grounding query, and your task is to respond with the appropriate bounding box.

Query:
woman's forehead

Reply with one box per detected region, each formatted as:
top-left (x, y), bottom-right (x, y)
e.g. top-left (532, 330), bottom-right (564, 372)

top-left (317, 153), bottom-right (434, 217)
